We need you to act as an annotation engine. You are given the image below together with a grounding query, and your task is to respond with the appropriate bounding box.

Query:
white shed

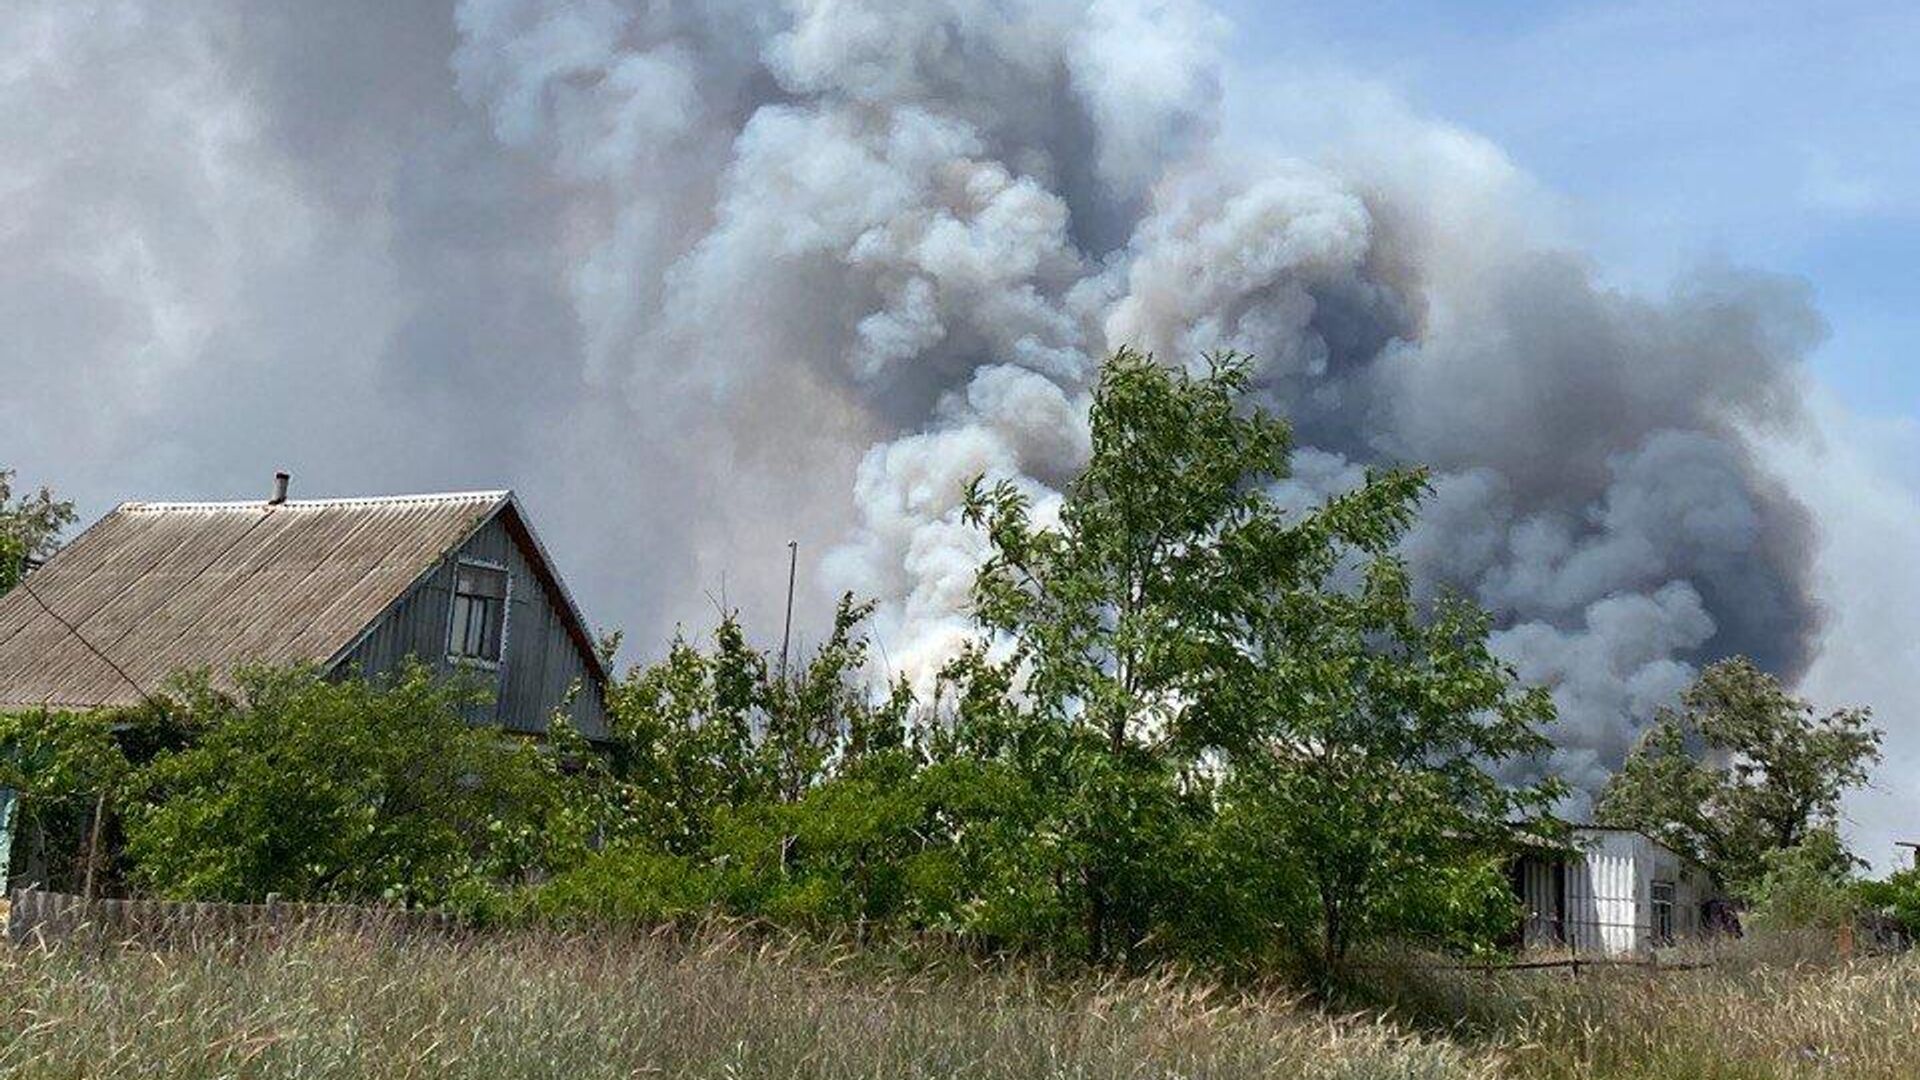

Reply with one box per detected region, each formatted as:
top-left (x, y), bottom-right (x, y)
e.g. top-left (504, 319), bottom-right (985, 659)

top-left (1514, 826), bottom-right (1725, 957)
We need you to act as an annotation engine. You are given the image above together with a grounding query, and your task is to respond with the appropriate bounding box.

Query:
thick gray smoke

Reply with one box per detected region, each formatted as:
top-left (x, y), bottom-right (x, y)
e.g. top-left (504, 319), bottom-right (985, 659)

top-left (1, 0), bottom-right (1825, 798)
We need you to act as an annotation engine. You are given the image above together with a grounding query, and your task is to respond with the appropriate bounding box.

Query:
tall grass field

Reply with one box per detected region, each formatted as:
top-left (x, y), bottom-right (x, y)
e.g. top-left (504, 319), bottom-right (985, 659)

top-left (0, 928), bottom-right (1915, 1079)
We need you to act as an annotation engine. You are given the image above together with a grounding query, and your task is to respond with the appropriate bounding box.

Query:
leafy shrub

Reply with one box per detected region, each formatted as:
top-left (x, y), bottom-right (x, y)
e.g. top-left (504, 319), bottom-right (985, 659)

top-left (1744, 828), bottom-right (1861, 932)
top-left (124, 663), bottom-right (584, 905)
top-left (1857, 867), bottom-right (1920, 936)
top-left (0, 707), bottom-right (128, 891)
top-left (529, 844), bottom-right (722, 926)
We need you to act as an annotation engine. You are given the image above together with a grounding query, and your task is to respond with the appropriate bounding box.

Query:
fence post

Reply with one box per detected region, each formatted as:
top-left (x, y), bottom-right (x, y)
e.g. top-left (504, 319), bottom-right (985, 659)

top-left (81, 791), bottom-right (107, 899)
top-left (5, 886), bottom-right (26, 946)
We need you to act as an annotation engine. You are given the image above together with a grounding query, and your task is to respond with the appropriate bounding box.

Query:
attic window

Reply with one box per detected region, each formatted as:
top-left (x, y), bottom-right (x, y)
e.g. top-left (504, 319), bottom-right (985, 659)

top-left (450, 562), bottom-right (509, 664)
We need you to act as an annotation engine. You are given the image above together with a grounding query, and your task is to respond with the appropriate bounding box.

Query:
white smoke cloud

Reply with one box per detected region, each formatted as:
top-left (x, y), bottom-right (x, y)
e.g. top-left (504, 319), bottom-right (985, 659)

top-left (1766, 399), bottom-right (1920, 872)
top-left (4, 0), bottom-right (1885, 817)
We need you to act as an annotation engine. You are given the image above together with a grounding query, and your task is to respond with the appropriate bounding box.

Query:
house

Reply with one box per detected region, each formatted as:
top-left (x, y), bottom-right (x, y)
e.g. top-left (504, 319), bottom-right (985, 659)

top-left (0, 477), bottom-right (608, 739)
top-left (1513, 825), bottom-right (1728, 956)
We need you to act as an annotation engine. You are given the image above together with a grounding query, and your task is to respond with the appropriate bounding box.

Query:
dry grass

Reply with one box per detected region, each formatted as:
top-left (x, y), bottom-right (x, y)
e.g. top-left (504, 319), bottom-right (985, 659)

top-left (1491, 957), bottom-right (1920, 1079)
top-left (1366, 941), bottom-right (1920, 1080)
top-left (0, 927), bottom-right (1914, 1079)
top-left (0, 928), bottom-right (1487, 1080)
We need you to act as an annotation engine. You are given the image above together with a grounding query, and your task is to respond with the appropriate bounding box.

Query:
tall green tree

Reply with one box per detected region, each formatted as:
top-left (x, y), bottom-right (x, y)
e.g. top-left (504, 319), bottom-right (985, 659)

top-left (1205, 557), bottom-right (1560, 974)
top-left (962, 349), bottom-right (1559, 970)
top-left (962, 349), bottom-right (1292, 962)
top-left (0, 469), bottom-right (77, 594)
top-left (1597, 657), bottom-right (1881, 893)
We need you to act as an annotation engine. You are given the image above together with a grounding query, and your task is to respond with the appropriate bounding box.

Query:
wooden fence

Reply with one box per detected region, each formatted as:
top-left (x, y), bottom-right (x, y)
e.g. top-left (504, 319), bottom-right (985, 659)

top-left (5, 888), bottom-right (455, 947)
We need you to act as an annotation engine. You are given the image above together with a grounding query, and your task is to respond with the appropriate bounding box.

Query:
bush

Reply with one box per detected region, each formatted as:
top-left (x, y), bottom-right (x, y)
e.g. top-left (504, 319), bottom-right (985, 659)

top-left (1743, 828), bottom-right (1860, 932)
top-left (0, 707), bottom-right (128, 891)
top-left (1856, 866), bottom-right (1920, 936)
top-left (529, 844), bottom-right (721, 926)
top-left (124, 664), bottom-right (585, 905)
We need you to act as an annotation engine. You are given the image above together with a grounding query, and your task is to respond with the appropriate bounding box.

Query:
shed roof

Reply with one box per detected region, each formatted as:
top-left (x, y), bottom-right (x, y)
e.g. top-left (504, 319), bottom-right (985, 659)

top-left (0, 490), bottom-right (606, 712)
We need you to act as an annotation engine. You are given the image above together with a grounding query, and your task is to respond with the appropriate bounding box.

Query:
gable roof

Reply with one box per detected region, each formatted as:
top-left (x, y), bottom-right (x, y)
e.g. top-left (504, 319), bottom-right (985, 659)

top-left (0, 490), bottom-right (607, 712)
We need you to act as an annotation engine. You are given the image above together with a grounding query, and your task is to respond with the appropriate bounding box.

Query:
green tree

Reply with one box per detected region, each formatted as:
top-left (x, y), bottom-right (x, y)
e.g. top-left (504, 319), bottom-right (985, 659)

top-left (1204, 558), bottom-right (1560, 974)
top-left (124, 664), bottom-right (580, 904)
top-left (961, 349), bottom-right (1559, 971)
top-left (602, 595), bottom-right (911, 853)
top-left (0, 469), bottom-right (77, 594)
top-left (1597, 657), bottom-right (1881, 893)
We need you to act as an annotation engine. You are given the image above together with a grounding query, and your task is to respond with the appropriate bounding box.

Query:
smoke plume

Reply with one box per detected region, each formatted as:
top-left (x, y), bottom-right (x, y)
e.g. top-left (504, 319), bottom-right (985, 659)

top-left (2, 0), bottom-right (1827, 798)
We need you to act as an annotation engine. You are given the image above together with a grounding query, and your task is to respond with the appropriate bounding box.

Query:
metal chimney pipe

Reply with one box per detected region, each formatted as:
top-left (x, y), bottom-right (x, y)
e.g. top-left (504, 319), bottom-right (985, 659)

top-left (270, 471), bottom-right (290, 506)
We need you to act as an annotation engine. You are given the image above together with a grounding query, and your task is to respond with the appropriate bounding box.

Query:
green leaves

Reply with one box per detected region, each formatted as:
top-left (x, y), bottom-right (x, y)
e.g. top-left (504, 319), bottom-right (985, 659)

top-left (1597, 657), bottom-right (1882, 895)
top-left (27, 351), bottom-right (1571, 980)
top-left (0, 468), bottom-right (77, 594)
top-left (122, 663), bottom-right (581, 905)
top-left (955, 347), bottom-right (1560, 973)
top-left (0, 707), bottom-right (133, 892)
top-left (602, 592), bottom-right (913, 853)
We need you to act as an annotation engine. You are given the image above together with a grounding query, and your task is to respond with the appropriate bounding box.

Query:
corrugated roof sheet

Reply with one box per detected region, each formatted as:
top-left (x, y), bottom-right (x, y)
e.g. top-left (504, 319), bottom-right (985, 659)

top-left (0, 492), bottom-right (511, 711)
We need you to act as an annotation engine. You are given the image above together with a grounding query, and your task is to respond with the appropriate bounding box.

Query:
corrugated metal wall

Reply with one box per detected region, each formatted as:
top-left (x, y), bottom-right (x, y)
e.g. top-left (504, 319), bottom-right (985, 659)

top-left (1518, 857), bottom-right (1563, 949)
top-left (1565, 831), bottom-right (1645, 956)
top-left (1516, 829), bottom-right (1728, 957)
top-left (336, 515), bottom-right (609, 740)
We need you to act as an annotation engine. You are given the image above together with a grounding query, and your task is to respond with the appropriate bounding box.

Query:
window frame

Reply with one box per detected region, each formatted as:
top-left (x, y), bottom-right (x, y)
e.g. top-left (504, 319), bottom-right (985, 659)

top-left (446, 558), bottom-right (512, 669)
top-left (1650, 880), bottom-right (1676, 946)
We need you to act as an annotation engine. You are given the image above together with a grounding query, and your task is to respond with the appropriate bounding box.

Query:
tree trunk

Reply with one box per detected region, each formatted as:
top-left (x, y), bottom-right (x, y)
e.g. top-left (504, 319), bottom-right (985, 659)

top-left (1320, 888), bottom-right (1343, 982)
top-left (1086, 868), bottom-right (1107, 964)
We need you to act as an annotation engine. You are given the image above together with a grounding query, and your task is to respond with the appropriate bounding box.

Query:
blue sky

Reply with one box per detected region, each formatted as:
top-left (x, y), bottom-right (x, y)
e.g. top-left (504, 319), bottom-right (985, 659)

top-left (1219, 0), bottom-right (1920, 423)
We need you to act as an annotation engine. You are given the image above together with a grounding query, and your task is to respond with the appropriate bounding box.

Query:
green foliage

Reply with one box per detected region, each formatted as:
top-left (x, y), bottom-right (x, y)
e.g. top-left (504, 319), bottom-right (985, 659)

top-left (959, 350), bottom-right (1559, 974)
top-left (1199, 550), bottom-right (1559, 974)
top-left (123, 664), bottom-right (582, 904)
top-left (1743, 827), bottom-right (1862, 932)
top-left (602, 594), bottom-right (913, 853)
top-left (9, 353), bottom-right (1579, 984)
top-left (0, 468), bottom-right (77, 593)
top-left (1856, 865), bottom-right (1920, 935)
top-left (517, 350), bottom-right (1564, 977)
top-left (1597, 657), bottom-right (1881, 894)
top-left (0, 709), bottom-right (127, 805)
top-left (530, 844), bottom-right (721, 926)
top-left (0, 708), bottom-right (130, 890)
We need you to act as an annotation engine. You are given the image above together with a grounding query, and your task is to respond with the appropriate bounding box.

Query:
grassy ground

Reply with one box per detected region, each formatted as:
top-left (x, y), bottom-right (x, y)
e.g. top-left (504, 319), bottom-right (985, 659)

top-left (1367, 941), bottom-right (1920, 1080)
top-left (0, 928), bottom-right (1914, 1079)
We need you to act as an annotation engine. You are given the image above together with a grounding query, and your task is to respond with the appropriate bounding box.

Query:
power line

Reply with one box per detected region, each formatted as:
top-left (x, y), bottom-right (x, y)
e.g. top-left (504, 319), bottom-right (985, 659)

top-left (15, 578), bottom-right (156, 709)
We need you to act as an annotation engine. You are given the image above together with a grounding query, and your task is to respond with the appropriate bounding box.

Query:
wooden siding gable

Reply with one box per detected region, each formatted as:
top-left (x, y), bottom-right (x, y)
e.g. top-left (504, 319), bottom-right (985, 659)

top-left (328, 497), bottom-right (609, 740)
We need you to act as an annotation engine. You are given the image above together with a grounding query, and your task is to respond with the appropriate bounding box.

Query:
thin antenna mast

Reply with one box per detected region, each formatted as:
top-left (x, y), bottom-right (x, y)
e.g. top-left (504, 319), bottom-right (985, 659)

top-left (778, 540), bottom-right (798, 685)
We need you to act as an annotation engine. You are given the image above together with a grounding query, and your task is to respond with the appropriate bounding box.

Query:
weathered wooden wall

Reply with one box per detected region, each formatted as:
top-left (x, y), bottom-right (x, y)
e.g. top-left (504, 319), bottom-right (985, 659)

top-left (335, 514), bottom-right (609, 739)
